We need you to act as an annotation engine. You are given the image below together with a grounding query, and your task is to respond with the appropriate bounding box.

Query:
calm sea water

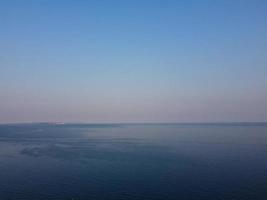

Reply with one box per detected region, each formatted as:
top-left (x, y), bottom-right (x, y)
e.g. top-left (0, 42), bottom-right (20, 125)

top-left (0, 123), bottom-right (267, 200)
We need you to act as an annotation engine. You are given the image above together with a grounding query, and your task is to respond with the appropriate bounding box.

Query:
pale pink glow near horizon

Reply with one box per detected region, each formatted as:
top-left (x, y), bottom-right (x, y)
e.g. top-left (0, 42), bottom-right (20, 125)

top-left (1, 1), bottom-right (267, 123)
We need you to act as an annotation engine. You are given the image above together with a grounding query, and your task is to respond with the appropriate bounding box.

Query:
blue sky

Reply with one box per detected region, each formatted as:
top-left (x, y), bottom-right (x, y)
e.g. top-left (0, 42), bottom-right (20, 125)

top-left (1, 0), bottom-right (267, 123)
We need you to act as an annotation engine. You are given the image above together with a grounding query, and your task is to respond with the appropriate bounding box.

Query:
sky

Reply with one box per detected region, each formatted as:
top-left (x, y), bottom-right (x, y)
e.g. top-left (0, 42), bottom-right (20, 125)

top-left (0, 0), bottom-right (267, 123)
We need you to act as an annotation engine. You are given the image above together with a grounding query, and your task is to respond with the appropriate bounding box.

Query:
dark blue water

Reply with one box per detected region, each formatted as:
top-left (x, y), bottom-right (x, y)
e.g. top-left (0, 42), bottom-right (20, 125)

top-left (0, 123), bottom-right (267, 200)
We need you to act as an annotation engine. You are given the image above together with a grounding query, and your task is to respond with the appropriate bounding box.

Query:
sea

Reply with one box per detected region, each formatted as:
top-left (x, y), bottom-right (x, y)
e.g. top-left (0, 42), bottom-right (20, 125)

top-left (0, 123), bottom-right (267, 200)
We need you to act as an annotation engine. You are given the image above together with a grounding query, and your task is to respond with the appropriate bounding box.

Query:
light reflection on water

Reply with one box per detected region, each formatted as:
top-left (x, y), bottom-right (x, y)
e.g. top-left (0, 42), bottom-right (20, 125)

top-left (0, 123), bottom-right (267, 200)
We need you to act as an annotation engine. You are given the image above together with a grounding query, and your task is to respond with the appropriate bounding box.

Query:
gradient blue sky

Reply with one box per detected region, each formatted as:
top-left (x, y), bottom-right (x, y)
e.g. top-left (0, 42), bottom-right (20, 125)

top-left (1, 0), bottom-right (267, 123)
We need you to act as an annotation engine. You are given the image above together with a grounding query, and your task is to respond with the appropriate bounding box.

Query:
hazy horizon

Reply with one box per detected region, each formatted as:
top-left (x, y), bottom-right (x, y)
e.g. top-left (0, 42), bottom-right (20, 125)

top-left (1, 121), bottom-right (267, 125)
top-left (1, 0), bottom-right (267, 123)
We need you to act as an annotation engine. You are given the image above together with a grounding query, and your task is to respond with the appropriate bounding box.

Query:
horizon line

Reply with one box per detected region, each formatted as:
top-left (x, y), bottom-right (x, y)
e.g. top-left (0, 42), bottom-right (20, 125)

top-left (1, 121), bottom-right (267, 125)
